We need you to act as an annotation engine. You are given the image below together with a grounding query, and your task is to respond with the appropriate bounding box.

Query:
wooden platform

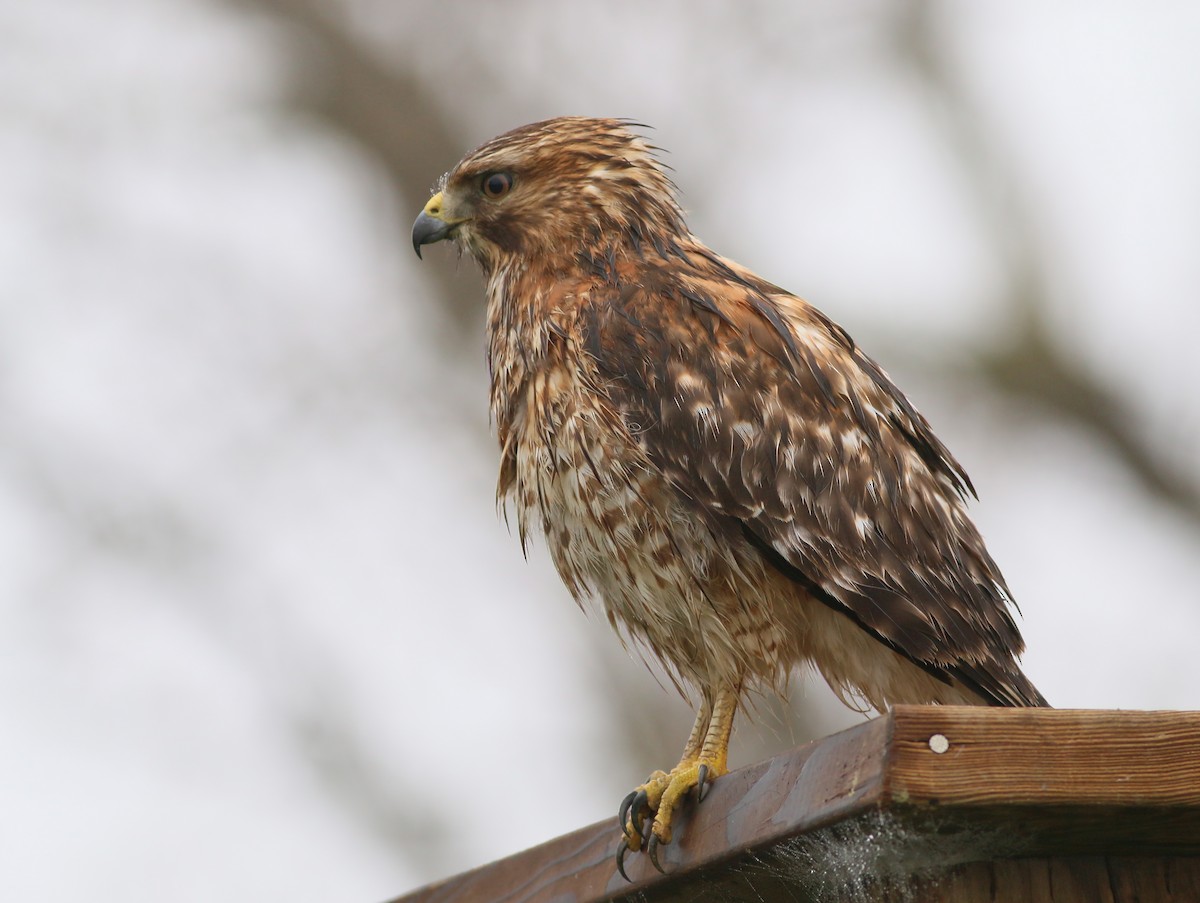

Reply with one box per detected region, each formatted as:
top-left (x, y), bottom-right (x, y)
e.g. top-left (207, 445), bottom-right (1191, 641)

top-left (392, 707), bottom-right (1200, 902)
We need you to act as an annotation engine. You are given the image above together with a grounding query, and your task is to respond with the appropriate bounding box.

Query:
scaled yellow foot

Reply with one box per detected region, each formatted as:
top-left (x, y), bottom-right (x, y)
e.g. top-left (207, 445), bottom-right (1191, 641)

top-left (650, 757), bottom-right (727, 845)
top-left (616, 687), bottom-right (738, 878)
top-left (619, 768), bottom-right (672, 852)
top-left (617, 754), bottom-right (727, 877)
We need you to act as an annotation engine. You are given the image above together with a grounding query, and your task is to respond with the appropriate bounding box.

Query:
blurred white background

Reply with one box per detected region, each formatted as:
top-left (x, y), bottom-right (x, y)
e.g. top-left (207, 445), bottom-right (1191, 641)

top-left (2, 1), bottom-right (1199, 900)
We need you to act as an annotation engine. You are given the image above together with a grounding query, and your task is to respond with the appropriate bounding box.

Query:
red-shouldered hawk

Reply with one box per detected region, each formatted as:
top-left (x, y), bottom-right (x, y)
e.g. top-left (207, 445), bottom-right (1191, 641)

top-left (412, 117), bottom-right (1045, 877)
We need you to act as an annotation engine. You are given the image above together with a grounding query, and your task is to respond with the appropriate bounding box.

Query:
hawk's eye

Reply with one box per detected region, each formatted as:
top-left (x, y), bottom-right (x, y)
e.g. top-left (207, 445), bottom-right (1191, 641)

top-left (481, 172), bottom-right (513, 199)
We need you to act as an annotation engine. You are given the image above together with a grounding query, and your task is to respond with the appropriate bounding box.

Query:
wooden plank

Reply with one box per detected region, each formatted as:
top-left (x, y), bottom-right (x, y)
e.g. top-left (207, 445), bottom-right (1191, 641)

top-left (884, 707), bottom-right (1200, 856)
top-left (392, 709), bottom-right (1200, 903)
top-left (887, 707), bottom-right (1200, 808)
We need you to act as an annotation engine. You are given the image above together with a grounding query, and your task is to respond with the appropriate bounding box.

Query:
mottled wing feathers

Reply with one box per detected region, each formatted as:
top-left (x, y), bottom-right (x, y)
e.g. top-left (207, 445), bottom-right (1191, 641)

top-left (582, 250), bottom-right (1045, 707)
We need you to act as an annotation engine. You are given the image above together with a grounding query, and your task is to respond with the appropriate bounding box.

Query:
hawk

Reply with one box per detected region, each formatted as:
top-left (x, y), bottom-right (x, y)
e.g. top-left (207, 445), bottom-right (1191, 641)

top-left (412, 117), bottom-right (1046, 874)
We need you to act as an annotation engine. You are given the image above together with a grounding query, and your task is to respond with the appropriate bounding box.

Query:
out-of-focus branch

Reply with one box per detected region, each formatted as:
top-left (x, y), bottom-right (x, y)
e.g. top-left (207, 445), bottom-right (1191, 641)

top-left (233, 0), bottom-right (481, 345)
top-left (892, 0), bottom-right (1200, 525)
top-left (203, 0), bottom-right (480, 874)
top-left (977, 309), bottom-right (1200, 515)
top-left (287, 676), bottom-right (452, 874)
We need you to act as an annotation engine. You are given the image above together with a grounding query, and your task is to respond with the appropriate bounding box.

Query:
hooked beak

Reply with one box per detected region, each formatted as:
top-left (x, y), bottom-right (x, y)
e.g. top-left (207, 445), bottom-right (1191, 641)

top-left (412, 192), bottom-right (462, 259)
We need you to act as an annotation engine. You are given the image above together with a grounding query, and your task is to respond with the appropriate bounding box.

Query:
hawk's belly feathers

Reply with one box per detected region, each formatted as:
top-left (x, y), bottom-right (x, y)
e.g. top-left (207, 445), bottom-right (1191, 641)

top-left (499, 358), bottom-right (796, 693)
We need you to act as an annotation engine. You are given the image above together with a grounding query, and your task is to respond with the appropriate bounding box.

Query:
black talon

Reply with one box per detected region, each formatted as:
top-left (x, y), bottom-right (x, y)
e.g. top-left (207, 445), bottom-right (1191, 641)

top-left (647, 833), bottom-right (666, 874)
top-left (618, 790), bottom-right (638, 833)
top-left (615, 840), bottom-right (633, 882)
top-left (632, 790), bottom-right (651, 841)
top-left (697, 764), bottom-right (710, 802)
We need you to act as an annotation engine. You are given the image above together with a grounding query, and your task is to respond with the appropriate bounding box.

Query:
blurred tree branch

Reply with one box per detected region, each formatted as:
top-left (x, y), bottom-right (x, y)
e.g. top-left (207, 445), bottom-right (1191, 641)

top-left (893, 0), bottom-right (1200, 524)
top-left (286, 672), bottom-right (452, 874)
top-left (233, 0), bottom-right (481, 347)
top-left (196, 0), bottom-right (476, 876)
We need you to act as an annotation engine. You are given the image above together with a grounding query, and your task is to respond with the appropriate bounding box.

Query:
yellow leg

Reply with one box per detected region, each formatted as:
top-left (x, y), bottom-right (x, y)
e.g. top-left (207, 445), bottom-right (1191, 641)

top-left (617, 686), bottom-right (739, 875)
top-left (650, 686), bottom-right (736, 844)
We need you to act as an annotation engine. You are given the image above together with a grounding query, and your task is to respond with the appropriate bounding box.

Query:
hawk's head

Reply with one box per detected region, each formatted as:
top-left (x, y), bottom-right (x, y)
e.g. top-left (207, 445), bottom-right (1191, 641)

top-left (412, 117), bottom-right (685, 275)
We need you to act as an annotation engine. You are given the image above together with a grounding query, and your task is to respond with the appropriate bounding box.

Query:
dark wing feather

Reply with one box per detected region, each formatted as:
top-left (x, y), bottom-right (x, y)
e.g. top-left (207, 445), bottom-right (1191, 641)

top-left (583, 252), bottom-right (1045, 707)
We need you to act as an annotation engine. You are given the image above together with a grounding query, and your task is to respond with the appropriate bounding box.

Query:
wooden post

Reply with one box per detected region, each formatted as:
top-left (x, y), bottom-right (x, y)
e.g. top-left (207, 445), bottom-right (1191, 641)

top-left (391, 708), bottom-right (1200, 902)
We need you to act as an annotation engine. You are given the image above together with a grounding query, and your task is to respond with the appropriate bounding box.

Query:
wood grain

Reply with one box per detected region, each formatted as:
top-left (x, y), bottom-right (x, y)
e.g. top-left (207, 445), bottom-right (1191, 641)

top-left (887, 707), bottom-right (1200, 807)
